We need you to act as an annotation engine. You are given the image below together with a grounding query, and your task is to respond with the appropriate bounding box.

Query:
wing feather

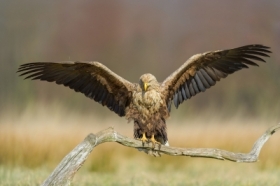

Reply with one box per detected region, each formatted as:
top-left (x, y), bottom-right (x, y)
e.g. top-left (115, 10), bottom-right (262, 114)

top-left (161, 44), bottom-right (271, 109)
top-left (181, 85), bottom-right (187, 100)
top-left (18, 61), bottom-right (135, 116)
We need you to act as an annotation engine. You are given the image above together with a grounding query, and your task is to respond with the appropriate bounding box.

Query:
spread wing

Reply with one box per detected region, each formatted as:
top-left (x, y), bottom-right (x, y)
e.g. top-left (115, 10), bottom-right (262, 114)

top-left (161, 44), bottom-right (271, 111)
top-left (18, 61), bottom-right (135, 116)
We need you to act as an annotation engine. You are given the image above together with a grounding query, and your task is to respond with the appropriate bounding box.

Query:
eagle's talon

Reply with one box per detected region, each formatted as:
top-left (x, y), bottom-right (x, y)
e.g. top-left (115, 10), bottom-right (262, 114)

top-left (150, 134), bottom-right (161, 149)
top-left (138, 133), bottom-right (148, 146)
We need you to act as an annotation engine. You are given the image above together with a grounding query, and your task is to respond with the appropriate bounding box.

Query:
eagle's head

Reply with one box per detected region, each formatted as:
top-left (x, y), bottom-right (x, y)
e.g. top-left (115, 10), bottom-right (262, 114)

top-left (139, 73), bottom-right (159, 92)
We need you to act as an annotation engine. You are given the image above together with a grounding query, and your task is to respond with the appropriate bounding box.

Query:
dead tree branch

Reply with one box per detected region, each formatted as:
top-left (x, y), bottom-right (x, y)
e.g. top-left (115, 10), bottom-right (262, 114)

top-left (41, 123), bottom-right (280, 186)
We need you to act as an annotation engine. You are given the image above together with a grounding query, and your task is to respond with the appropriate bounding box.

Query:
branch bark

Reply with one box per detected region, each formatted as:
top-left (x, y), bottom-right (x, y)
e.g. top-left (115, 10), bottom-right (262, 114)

top-left (41, 123), bottom-right (280, 186)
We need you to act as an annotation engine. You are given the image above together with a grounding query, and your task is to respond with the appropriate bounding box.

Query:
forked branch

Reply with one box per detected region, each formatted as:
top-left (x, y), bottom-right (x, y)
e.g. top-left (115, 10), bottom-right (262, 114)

top-left (41, 123), bottom-right (280, 186)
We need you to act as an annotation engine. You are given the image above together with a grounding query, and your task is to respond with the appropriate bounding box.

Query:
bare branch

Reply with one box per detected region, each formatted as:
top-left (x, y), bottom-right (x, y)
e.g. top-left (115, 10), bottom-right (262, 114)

top-left (41, 123), bottom-right (280, 186)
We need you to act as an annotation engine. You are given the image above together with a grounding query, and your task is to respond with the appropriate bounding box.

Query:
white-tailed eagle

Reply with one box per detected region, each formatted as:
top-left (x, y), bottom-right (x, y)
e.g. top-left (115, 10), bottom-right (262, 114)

top-left (18, 44), bottom-right (271, 147)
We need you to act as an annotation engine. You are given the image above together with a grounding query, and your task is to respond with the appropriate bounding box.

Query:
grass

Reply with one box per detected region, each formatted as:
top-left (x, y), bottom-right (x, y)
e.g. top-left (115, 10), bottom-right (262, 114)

top-left (1, 162), bottom-right (280, 185)
top-left (0, 104), bottom-right (280, 185)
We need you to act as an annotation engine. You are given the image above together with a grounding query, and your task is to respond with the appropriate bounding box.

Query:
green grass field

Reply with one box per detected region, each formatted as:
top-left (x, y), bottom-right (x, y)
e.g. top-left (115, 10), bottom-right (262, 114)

top-left (0, 106), bottom-right (280, 185)
top-left (1, 160), bottom-right (280, 185)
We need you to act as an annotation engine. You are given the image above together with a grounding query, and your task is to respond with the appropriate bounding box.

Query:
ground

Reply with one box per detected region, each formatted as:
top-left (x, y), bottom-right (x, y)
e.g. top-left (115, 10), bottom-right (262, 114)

top-left (1, 161), bottom-right (280, 186)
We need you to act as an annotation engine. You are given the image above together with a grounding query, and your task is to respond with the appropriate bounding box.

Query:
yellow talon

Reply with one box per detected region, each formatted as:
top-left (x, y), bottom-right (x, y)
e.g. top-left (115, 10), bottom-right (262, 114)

top-left (139, 133), bottom-right (148, 145)
top-left (150, 134), bottom-right (161, 148)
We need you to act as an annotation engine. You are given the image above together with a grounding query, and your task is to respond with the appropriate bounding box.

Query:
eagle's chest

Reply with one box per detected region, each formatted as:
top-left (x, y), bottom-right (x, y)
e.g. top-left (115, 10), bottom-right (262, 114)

top-left (133, 90), bottom-right (163, 116)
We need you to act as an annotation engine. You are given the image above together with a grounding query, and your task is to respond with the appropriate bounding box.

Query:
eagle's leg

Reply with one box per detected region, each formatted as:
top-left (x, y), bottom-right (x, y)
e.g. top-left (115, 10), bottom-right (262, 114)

top-left (139, 133), bottom-right (148, 145)
top-left (150, 134), bottom-right (161, 149)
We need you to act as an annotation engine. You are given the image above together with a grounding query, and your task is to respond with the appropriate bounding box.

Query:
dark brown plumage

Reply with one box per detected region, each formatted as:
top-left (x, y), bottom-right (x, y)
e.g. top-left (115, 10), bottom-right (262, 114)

top-left (17, 44), bottom-right (271, 147)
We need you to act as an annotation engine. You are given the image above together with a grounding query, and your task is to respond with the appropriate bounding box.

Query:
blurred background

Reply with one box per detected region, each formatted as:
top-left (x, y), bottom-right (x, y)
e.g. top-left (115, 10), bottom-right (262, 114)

top-left (0, 0), bottom-right (280, 185)
top-left (1, 0), bottom-right (280, 117)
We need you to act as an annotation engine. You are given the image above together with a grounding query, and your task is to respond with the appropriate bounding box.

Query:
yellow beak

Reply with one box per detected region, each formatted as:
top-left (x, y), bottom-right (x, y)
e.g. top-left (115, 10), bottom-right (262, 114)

top-left (144, 83), bottom-right (148, 91)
